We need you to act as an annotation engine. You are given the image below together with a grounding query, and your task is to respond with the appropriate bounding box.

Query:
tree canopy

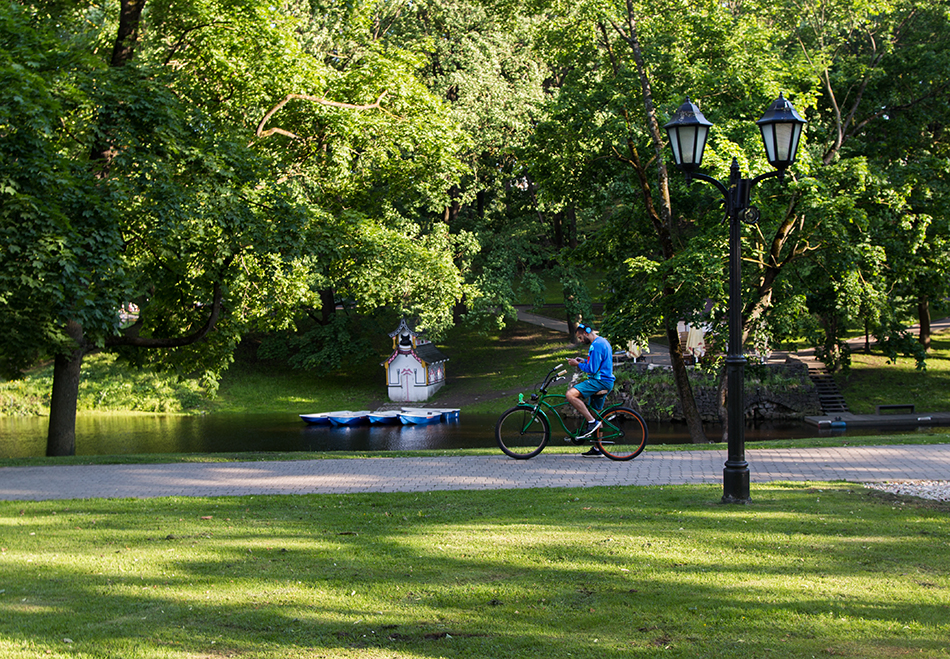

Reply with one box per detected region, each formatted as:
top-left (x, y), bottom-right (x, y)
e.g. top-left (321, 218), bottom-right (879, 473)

top-left (2, 0), bottom-right (949, 452)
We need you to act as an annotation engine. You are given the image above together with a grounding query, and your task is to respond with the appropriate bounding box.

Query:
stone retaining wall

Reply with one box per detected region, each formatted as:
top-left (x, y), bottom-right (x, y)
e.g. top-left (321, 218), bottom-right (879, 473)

top-left (608, 359), bottom-right (823, 422)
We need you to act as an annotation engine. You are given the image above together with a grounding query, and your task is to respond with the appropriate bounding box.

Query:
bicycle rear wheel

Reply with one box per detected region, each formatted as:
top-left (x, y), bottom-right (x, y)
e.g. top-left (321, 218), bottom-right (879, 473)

top-left (596, 406), bottom-right (647, 461)
top-left (496, 406), bottom-right (550, 459)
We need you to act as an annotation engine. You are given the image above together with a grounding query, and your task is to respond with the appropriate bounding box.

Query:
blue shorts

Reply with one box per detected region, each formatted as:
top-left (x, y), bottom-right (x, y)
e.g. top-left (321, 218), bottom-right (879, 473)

top-left (571, 378), bottom-right (612, 411)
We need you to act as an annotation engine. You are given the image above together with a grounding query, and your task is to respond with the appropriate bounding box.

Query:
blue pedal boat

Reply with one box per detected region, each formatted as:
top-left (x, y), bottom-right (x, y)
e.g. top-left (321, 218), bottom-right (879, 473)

top-left (299, 412), bottom-right (335, 426)
top-left (328, 410), bottom-right (371, 426)
top-left (402, 407), bottom-right (459, 421)
top-left (398, 410), bottom-right (442, 425)
top-left (368, 411), bottom-right (401, 425)
top-left (436, 408), bottom-right (460, 421)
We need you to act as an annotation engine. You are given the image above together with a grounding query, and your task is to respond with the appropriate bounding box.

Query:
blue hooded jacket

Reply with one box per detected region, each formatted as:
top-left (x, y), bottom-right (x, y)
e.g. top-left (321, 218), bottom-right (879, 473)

top-left (578, 335), bottom-right (615, 388)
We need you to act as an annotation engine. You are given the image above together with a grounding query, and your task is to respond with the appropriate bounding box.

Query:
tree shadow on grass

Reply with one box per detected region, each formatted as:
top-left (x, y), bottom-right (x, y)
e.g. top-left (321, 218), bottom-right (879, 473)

top-left (1, 484), bottom-right (948, 657)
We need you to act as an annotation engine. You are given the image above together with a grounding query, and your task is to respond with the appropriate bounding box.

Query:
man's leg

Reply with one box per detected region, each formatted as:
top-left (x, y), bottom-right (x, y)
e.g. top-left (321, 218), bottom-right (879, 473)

top-left (590, 392), bottom-right (608, 413)
top-left (568, 385), bottom-right (602, 441)
top-left (566, 387), bottom-right (594, 422)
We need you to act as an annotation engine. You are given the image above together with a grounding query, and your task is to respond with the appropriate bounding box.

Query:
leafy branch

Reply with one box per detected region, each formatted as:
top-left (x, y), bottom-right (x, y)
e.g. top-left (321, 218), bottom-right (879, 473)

top-left (255, 91), bottom-right (389, 140)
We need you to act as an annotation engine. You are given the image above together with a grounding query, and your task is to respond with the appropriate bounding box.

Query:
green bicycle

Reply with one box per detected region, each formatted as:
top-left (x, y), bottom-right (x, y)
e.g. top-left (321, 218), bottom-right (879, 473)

top-left (495, 363), bottom-right (648, 461)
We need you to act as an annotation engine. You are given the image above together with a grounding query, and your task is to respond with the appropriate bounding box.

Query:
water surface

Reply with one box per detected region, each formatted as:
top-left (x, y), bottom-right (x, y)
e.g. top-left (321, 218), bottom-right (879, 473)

top-left (0, 412), bottom-right (868, 459)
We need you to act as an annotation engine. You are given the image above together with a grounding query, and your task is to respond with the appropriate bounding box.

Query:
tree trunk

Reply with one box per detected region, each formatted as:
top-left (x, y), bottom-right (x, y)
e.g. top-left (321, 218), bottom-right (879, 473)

top-left (564, 287), bottom-right (581, 344)
top-left (666, 320), bottom-right (707, 443)
top-left (566, 314), bottom-right (581, 344)
top-left (821, 313), bottom-right (842, 371)
top-left (319, 288), bottom-right (336, 324)
top-left (918, 294), bottom-right (931, 352)
top-left (552, 210), bottom-right (564, 249)
top-left (453, 298), bottom-right (466, 324)
top-left (111, 0), bottom-right (146, 67)
top-left (91, 0), bottom-right (147, 176)
top-left (46, 321), bottom-right (86, 457)
top-left (444, 185), bottom-right (461, 226)
top-left (565, 206), bottom-right (578, 249)
top-left (48, 0), bottom-right (147, 454)
top-left (608, 4), bottom-right (706, 443)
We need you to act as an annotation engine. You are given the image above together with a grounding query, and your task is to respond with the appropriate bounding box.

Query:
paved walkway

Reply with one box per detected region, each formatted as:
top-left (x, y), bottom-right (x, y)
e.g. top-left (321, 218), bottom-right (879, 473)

top-left (2, 444), bottom-right (947, 501)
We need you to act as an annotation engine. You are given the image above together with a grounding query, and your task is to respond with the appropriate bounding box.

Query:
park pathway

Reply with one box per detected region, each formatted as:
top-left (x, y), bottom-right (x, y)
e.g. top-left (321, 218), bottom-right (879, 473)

top-left (1, 444), bottom-right (948, 501)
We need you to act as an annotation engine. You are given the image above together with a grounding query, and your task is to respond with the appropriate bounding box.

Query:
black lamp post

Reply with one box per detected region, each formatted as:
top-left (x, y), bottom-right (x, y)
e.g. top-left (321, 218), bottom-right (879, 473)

top-left (663, 94), bottom-right (806, 504)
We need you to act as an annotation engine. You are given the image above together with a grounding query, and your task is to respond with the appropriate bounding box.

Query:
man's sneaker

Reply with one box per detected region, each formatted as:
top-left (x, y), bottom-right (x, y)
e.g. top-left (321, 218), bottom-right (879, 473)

top-left (581, 447), bottom-right (603, 458)
top-left (576, 419), bottom-right (602, 440)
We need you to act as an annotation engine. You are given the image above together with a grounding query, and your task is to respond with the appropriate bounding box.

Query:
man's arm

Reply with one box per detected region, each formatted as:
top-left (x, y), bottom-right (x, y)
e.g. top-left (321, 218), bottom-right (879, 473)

top-left (583, 341), bottom-right (609, 378)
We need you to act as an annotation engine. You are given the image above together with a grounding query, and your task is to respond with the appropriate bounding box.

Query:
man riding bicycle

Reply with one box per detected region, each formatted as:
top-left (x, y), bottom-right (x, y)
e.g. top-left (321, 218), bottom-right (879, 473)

top-left (566, 323), bottom-right (615, 457)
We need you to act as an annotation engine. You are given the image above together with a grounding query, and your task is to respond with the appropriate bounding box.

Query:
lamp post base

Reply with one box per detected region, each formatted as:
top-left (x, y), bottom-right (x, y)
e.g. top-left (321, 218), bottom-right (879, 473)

top-left (722, 465), bottom-right (751, 504)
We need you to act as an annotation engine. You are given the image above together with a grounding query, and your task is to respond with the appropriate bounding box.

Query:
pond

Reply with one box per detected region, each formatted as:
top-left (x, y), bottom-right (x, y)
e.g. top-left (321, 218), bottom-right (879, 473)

top-left (0, 411), bottom-right (887, 459)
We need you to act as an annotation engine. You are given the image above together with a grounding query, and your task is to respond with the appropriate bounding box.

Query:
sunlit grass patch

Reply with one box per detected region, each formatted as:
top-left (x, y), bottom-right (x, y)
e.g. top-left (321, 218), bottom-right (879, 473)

top-left (1, 483), bottom-right (947, 658)
top-left (837, 329), bottom-right (950, 414)
top-left (0, 353), bottom-right (208, 416)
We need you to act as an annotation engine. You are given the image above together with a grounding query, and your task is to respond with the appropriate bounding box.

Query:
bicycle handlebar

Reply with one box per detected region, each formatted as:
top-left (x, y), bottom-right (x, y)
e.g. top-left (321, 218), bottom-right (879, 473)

top-left (537, 363), bottom-right (569, 393)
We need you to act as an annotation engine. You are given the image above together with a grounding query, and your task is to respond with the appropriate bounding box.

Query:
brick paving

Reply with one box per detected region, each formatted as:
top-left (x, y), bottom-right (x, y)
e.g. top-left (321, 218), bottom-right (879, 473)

top-left (1, 444), bottom-right (947, 501)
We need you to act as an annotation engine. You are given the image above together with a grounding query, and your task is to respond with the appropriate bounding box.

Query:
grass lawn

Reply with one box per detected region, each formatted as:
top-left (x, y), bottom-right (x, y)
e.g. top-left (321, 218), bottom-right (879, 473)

top-left (2, 316), bottom-right (949, 656)
top-left (1, 483), bottom-right (948, 658)
top-left (836, 330), bottom-right (950, 414)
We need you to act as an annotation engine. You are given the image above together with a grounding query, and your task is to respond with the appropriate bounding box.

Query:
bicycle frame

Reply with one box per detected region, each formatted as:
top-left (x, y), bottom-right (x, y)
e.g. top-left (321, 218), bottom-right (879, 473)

top-left (497, 362), bottom-right (648, 461)
top-left (515, 364), bottom-right (615, 438)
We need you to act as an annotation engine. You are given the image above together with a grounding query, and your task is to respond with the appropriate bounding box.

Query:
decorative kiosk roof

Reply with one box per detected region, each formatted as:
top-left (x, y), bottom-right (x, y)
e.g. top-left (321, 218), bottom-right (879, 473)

top-left (415, 342), bottom-right (449, 365)
top-left (386, 318), bottom-right (449, 365)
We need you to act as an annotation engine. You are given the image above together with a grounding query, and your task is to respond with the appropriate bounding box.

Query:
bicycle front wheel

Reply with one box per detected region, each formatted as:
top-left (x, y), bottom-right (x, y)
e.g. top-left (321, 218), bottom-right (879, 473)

top-left (596, 406), bottom-right (648, 461)
top-left (496, 406), bottom-right (550, 459)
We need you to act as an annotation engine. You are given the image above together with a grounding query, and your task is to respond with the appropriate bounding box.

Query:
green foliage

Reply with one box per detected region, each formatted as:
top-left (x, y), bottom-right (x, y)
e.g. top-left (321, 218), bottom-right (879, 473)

top-left (521, 0), bottom-right (950, 373)
top-left (256, 313), bottom-right (379, 373)
top-left (342, 219), bottom-right (478, 337)
top-left (2, 0), bottom-right (484, 455)
top-left (1, 0), bottom-right (321, 380)
top-left (0, 3), bottom-right (126, 373)
top-left (461, 234), bottom-right (541, 331)
top-left (557, 263), bottom-right (594, 326)
top-left (614, 362), bottom-right (814, 420)
top-left (758, 0), bottom-right (950, 358)
top-left (5, 0), bottom-right (950, 451)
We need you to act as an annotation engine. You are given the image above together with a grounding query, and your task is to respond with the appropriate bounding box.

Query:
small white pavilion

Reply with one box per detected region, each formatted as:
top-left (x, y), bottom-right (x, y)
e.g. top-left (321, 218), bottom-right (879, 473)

top-left (382, 319), bottom-right (449, 402)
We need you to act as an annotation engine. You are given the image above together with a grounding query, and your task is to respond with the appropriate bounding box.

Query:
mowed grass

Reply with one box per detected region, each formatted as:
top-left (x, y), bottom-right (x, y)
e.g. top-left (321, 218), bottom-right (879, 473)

top-left (1, 483), bottom-right (948, 659)
top-left (836, 330), bottom-right (950, 414)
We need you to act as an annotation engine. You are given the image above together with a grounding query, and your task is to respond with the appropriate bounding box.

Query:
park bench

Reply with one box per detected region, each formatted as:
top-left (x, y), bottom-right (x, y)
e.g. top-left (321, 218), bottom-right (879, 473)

top-left (875, 404), bottom-right (915, 415)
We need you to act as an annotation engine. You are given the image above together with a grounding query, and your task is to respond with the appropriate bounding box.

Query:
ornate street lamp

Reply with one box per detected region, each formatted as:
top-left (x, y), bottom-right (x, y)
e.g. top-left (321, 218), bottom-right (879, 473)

top-left (664, 94), bottom-right (806, 504)
top-left (664, 97), bottom-right (713, 176)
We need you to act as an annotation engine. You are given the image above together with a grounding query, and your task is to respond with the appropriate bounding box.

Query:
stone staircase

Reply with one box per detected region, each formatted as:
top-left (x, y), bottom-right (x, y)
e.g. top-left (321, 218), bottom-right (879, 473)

top-left (807, 364), bottom-right (850, 415)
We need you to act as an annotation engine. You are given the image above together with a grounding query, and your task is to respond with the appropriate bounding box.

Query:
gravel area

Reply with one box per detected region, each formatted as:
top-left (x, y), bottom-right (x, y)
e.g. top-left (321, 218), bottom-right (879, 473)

top-left (865, 480), bottom-right (950, 502)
